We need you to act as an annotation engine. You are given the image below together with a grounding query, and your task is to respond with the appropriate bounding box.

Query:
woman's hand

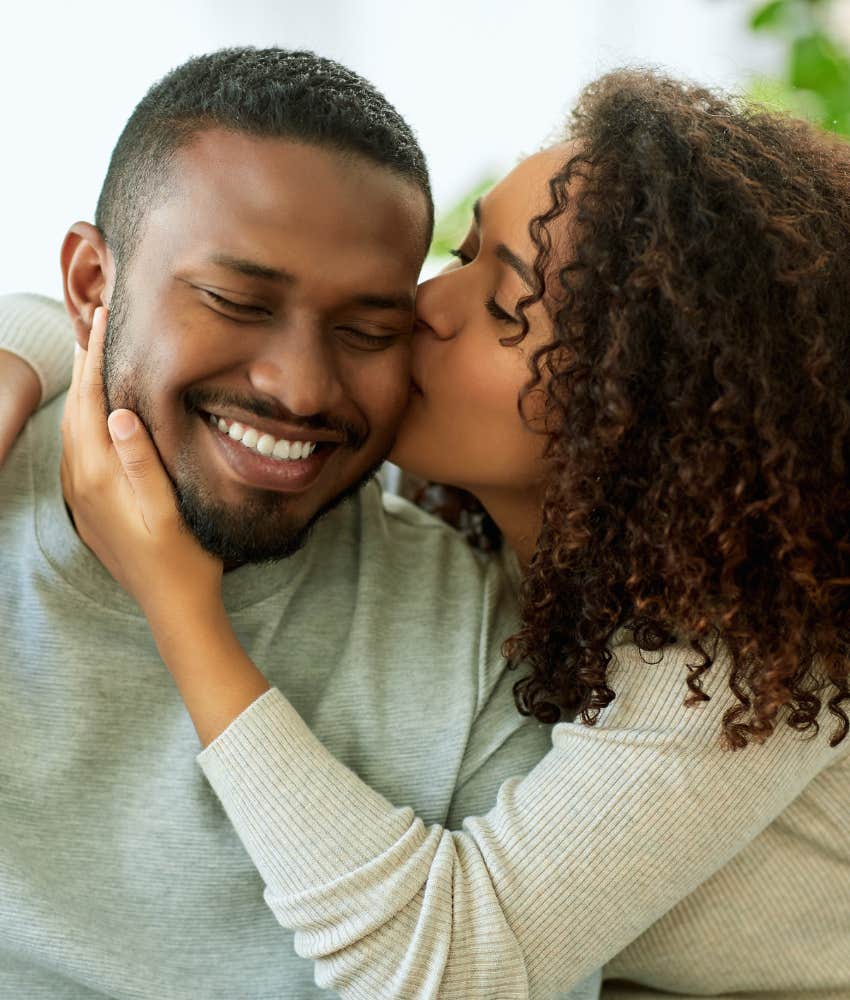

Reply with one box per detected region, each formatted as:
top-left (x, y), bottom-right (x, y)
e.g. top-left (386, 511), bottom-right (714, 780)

top-left (0, 351), bottom-right (41, 466)
top-left (62, 306), bottom-right (270, 747)
top-left (61, 306), bottom-right (224, 622)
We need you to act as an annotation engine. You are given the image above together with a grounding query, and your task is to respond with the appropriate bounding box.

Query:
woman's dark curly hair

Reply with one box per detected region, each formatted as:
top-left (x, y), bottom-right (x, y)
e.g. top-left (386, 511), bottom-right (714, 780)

top-left (495, 69), bottom-right (850, 749)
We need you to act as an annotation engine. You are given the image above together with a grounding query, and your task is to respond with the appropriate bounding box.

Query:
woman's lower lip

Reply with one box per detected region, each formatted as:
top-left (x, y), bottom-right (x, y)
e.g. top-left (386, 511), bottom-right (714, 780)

top-left (203, 415), bottom-right (335, 493)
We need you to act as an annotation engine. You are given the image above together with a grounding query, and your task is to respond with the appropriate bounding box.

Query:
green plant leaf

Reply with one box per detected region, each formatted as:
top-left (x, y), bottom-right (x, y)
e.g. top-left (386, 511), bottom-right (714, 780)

top-left (747, 0), bottom-right (850, 139)
top-left (429, 175), bottom-right (498, 259)
top-left (747, 74), bottom-right (828, 121)
top-left (790, 32), bottom-right (850, 90)
top-left (750, 0), bottom-right (790, 31)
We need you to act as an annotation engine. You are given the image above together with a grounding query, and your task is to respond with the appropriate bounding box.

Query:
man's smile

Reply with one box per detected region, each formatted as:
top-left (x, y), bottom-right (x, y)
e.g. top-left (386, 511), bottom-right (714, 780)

top-left (201, 411), bottom-right (338, 494)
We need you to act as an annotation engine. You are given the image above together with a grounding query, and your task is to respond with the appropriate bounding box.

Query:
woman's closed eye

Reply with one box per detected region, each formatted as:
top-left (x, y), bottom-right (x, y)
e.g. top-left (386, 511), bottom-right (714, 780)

top-left (485, 295), bottom-right (519, 326)
top-left (448, 247), bottom-right (472, 266)
top-left (448, 248), bottom-right (519, 325)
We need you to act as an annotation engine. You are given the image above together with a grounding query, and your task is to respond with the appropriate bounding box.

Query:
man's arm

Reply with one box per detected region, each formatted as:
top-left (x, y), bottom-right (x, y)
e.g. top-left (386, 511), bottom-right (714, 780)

top-left (0, 294), bottom-right (75, 463)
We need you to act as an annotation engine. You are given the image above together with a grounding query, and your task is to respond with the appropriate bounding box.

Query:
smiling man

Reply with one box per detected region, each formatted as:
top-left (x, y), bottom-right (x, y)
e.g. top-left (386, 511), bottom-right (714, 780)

top-left (0, 48), bottom-right (549, 999)
top-left (68, 66), bottom-right (429, 565)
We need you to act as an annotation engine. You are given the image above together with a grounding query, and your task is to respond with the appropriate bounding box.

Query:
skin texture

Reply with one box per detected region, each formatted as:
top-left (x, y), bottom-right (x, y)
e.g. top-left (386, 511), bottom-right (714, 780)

top-left (61, 130), bottom-right (430, 565)
top-left (391, 145), bottom-right (573, 562)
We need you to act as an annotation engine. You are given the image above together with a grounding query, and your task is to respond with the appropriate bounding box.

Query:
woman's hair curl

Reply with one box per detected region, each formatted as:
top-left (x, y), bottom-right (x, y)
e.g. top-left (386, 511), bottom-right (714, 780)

top-left (503, 70), bottom-right (850, 748)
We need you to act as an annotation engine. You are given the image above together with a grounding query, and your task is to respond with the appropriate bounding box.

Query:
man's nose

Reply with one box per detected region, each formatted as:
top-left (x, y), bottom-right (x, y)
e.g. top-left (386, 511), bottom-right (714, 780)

top-left (247, 332), bottom-right (344, 418)
top-left (414, 273), bottom-right (459, 341)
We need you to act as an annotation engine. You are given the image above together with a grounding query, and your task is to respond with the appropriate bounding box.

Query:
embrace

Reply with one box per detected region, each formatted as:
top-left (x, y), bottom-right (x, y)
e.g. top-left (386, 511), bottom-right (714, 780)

top-left (0, 47), bottom-right (848, 1000)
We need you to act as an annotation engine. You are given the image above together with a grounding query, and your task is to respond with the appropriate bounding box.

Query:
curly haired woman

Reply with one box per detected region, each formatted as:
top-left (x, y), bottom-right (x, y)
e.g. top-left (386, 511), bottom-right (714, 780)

top-left (2, 70), bottom-right (848, 999)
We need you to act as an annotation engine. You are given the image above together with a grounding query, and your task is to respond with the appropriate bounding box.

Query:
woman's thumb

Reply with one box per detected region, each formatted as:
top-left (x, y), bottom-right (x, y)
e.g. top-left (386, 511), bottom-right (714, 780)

top-left (106, 409), bottom-right (174, 530)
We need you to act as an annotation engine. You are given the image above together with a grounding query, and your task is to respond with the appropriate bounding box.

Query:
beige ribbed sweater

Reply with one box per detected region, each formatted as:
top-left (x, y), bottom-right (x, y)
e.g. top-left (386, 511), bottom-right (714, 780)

top-left (195, 639), bottom-right (850, 1000)
top-left (3, 293), bottom-right (849, 999)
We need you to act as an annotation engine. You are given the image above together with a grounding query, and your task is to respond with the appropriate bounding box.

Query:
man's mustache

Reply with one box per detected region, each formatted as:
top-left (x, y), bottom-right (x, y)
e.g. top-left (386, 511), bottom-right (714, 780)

top-left (182, 387), bottom-right (368, 450)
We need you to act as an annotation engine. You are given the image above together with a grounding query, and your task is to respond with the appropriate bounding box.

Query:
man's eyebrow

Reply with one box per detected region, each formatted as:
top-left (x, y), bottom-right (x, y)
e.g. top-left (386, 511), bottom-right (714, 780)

top-left (473, 197), bottom-right (535, 289)
top-left (353, 293), bottom-right (415, 312)
top-left (207, 253), bottom-right (294, 282)
top-left (204, 255), bottom-right (411, 310)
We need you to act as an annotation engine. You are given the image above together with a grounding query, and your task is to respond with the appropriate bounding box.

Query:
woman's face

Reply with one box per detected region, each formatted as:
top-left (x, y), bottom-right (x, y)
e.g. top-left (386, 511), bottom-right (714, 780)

top-left (390, 144), bottom-right (570, 495)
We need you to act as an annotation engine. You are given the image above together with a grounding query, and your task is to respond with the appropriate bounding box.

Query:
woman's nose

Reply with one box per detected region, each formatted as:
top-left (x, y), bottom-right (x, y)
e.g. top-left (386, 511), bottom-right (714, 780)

top-left (414, 273), bottom-right (459, 341)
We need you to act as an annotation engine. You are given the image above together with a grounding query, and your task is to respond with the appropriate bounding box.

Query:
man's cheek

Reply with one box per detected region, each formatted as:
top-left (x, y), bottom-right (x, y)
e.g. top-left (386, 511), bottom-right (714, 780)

top-left (374, 353), bottom-right (412, 418)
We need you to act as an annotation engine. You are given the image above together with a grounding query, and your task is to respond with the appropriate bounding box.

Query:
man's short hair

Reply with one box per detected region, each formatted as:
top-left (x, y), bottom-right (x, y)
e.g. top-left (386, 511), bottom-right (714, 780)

top-left (95, 47), bottom-right (433, 267)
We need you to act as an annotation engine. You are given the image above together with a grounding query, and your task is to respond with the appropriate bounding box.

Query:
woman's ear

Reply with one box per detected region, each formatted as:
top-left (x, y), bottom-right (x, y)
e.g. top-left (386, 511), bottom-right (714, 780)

top-left (60, 222), bottom-right (116, 350)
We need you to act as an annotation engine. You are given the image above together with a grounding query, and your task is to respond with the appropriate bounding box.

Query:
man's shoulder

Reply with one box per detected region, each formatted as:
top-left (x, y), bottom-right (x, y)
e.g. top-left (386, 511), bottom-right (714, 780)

top-left (344, 480), bottom-right (518, 638)
top-left (360, 480), bottom-right (495, 577)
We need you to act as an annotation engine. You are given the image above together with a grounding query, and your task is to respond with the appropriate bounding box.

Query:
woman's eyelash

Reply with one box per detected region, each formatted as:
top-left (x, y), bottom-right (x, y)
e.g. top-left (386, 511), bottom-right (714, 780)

top-left (485, 295), bottom-right (519, 326)
top-left (448, 248), bottom-right (472, 265)
top-left (444, 251), bottom-right (517, 325)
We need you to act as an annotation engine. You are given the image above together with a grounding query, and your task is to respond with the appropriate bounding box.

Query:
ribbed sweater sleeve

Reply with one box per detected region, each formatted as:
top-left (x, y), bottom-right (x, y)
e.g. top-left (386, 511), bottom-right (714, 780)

top-left (0, 294), bottom-right (74, 405)
top-left (197, 638), bottom-right (847, 999)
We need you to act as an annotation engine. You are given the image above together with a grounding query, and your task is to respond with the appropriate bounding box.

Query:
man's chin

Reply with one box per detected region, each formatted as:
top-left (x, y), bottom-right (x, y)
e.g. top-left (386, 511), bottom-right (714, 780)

top-left (173, 457), bottom-right (385, 567)
top-left (176, 494), bottom-right (317, 567)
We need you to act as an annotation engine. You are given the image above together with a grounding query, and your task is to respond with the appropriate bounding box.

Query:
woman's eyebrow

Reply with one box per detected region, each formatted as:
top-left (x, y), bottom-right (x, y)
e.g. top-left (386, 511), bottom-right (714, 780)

top-left (473, 197), bottom-right (535, 289)
top-left (495, 244), bottom-right (535, 289)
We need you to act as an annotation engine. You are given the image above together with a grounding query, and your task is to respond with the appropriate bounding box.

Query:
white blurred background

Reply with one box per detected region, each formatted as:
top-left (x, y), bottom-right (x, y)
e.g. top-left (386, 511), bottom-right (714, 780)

top-left (0, 0), bottom-right (837, 297)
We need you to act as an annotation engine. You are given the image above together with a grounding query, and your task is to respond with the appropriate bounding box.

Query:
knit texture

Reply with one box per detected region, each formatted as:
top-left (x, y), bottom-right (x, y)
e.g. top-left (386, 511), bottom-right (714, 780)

top-left (0, 353), bottom-right (555, 998)
top-left (0, 293), bottom-right (74, 404)
top-left (196, 639), bottom-right (850, 999)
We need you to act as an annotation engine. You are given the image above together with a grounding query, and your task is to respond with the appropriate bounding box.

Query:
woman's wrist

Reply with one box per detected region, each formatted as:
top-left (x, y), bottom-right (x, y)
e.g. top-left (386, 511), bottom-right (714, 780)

top-left (143, 585), bottom-right (229, 647)
top-left (143, 592), bottom-right (271, 748)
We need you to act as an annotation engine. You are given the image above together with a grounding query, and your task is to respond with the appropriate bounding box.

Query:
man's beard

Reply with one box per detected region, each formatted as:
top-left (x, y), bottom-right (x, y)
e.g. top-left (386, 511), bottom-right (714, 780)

top-left (101, 273), bottom-right (384, 565)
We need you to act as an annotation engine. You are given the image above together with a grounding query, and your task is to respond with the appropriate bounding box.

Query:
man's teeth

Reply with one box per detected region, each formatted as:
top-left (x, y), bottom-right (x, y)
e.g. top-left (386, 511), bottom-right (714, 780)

top-left (207, 413), bottom-right (317, 461)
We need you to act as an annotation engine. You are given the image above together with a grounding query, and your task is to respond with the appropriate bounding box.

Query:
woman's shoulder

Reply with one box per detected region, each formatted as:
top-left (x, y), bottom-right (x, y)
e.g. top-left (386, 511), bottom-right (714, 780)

top-left (572, 634), bottom-right (850, 764)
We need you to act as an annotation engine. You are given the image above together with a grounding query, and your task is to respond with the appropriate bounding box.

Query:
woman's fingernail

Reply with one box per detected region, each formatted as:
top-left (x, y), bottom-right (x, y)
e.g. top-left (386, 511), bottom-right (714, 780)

top-left (74, 343), bottom-right (82, 355)
top-left (109, 411), bottom-right (136, 441)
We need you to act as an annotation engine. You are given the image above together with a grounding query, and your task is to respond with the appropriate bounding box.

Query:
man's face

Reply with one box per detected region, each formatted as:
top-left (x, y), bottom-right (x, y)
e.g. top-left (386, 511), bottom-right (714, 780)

top-left (102, 131), bottom-right (430, 564)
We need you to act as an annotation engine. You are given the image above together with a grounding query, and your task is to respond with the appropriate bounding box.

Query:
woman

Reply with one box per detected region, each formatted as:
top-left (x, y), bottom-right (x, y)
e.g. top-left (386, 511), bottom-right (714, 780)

top-left (3, 71), bottom-right (849, 999)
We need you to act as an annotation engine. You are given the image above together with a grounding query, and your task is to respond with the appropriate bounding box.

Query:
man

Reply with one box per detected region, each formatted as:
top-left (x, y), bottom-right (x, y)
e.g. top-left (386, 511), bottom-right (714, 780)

top-left (0, 48), bottom-right (548, 998)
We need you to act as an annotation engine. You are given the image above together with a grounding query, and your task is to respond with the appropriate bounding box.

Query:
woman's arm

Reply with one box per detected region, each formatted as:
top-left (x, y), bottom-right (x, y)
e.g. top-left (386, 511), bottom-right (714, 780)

top-left (64, 312), bottom-right (848, 999)
top-left (196, 642), bottom-right (845, 999)
top-left (0, 294), bottom-right (75, 463)
top-left (0, 349), bottom-right (41, 465)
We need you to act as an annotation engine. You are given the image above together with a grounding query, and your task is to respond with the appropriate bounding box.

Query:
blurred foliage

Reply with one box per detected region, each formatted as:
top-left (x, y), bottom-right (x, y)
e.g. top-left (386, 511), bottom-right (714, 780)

top-left (428, 174), bottom-right (497, 263)
top-left (428, 2), bottom-right (850, 262)
top-left (748, 0), bottom-right (850, 135)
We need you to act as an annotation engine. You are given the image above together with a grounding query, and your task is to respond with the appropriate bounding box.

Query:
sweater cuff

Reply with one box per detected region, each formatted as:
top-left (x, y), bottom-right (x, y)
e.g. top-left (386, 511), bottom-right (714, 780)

top-left (0, 294), bottom-right (74, 405)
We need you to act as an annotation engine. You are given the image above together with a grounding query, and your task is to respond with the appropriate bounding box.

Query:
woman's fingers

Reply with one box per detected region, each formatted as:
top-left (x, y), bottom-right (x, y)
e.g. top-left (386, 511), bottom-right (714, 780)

top-left (106, 409), bottom-right (178, 536)
top-left (60, 337), bottom-right (88, 456)
top-left (78, 306), bottom-right (112, 452)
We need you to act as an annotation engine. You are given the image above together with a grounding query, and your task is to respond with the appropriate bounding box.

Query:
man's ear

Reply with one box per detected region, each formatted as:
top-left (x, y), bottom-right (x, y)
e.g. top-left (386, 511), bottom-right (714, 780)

top-left (60, 222), bottom-right (116, 350)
